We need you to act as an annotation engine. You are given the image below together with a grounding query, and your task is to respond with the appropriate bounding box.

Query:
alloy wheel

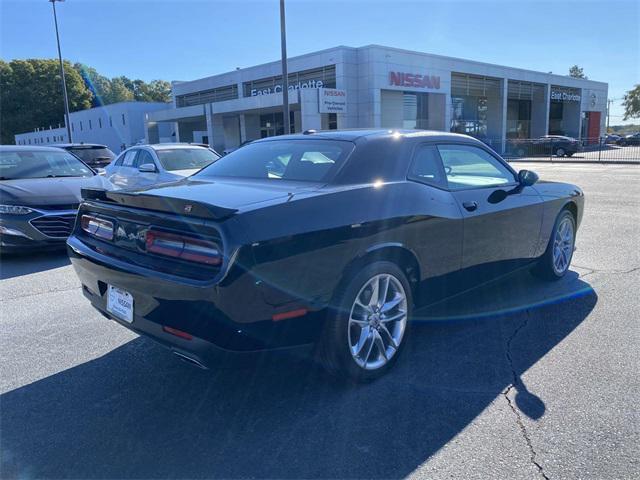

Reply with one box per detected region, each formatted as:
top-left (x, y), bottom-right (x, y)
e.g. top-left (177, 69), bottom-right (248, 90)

top-left (553, 216), bottom-right (574, 275)
top-left (348, 273), bottom-right (408, 370)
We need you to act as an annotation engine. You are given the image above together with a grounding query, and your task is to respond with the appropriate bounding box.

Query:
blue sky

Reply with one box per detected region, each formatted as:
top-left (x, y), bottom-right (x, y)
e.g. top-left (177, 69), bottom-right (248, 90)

top-left (1, 0), bottom-right (638, 124)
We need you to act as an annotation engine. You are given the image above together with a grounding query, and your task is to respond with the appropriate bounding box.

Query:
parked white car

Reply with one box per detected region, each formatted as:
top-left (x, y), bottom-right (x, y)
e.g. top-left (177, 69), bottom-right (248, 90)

top-left (104, 144), bottom-right (220, 189)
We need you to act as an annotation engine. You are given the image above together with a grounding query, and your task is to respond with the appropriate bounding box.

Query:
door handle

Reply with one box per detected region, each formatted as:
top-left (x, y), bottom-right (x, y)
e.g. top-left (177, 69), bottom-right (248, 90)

top-left (462, 201), bottom-right (478, 212)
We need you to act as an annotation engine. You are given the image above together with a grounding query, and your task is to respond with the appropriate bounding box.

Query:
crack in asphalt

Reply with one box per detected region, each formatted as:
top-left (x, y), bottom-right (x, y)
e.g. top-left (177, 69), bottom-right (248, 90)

top-left (503, 311), bottom-right (550, 480)
top-left (573, 264), bottom-right (640, 276)
top-left (0, 285), bottom-right (81, 302)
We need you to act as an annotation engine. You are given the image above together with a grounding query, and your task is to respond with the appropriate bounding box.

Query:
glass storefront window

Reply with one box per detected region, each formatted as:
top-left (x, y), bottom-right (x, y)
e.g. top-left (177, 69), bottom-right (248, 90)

top-left (549, 101), bottom-right (564, 135)
top-left (506, 99), bottom-right (532, 139)
top-left (403, 93), bottom-right (430, 129)
top-left (450, 96), bottom-right (488, 138)
top-left (259, 112), bottom-right (296, 138)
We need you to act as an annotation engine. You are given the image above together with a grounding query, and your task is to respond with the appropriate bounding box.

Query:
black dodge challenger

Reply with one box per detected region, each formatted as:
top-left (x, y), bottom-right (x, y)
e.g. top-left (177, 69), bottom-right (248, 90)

top-left (68, 130), bottom-right (583, 381)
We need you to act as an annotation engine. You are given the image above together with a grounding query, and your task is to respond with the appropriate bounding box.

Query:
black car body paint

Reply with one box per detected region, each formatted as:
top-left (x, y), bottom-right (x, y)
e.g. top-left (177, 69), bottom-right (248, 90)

top-left (66, 130), bottom-right (584, 366)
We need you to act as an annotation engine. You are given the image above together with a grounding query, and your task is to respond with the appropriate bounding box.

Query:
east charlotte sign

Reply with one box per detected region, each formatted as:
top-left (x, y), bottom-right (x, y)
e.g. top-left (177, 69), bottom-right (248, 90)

top-left (551, 90), bottom-right (581, 102)
top-left (250, 79), bottom-right (325, 96)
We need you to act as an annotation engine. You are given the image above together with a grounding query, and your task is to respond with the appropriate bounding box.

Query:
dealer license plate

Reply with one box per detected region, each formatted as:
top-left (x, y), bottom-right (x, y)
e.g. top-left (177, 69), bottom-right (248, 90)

top-left (107, 285), bottom-right (134, 323)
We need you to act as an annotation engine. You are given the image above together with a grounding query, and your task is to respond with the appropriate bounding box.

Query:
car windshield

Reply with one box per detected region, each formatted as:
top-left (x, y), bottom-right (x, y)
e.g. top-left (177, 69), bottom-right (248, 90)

top-left (0, 150), bottom-right (94, 179)
top-left (67, 146), bottom-right (114, 164)
top-left (195, 139), bottom-right (354, 182)
top-left (155, 148), bottom-right (220, 172)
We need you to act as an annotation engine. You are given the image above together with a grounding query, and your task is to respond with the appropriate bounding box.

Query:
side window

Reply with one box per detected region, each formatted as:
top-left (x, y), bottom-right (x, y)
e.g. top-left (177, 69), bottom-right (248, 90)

top-left (408, 145), bottom-right (446, 188)
top-left (135, 150), bottom-right (155, 168)
top-left (122, 150), bottom-right (138, 167)
top-left (437, 144), bottom-right (515, 190)
top-left (113, 152), bottom-right (126, 166)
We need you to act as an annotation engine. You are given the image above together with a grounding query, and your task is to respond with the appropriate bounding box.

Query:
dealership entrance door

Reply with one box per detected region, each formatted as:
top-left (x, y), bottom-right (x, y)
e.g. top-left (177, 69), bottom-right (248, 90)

top-left (582, 111), bottom-right (601, 143)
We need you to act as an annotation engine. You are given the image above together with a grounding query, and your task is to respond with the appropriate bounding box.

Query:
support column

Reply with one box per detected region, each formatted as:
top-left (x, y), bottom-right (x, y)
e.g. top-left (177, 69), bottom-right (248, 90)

top-left (500, 78), bottom-right (508, 154)
top-left (300, 89), bottom-right (321, 131)
top-left (544, 84), bottom-right (551, 135)
top-left (205, 104), bottom-right (215, 147)
top-left (239, 114), bottom-right (247, 143)
top-left (174, 122), bottom-right (180, 142)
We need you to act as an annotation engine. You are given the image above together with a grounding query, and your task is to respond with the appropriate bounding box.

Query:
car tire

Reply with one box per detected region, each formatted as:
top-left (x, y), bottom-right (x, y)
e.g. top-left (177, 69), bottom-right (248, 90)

top-left (317, 261), bottom-right (413, 382)
top-left (555, 147), bottom-right (566, 157)
top-left (531, 209), bottom-right (576, 281)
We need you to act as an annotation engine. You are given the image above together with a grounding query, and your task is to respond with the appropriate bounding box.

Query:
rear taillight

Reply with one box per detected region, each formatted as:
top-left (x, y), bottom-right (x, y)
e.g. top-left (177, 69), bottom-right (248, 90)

top-left (145, 230), bottom-right (222, 266)
top-left (80, 215), bottom-right (114, 240)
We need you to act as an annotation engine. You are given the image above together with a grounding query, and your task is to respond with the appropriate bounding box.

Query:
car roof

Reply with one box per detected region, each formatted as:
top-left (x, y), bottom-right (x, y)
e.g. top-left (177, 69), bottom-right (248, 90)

top-left (254, 129), bottom-right (479, 144)
top-left (56, 143), bottom-right (109, 149)
top-left (0, 145), bottom-right (68, 152)
top-left (148, 143), bottom-right (210, 151)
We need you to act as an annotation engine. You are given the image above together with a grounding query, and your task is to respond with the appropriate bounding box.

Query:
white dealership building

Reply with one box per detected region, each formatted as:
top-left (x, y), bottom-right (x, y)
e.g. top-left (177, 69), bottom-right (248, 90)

top-left (145, 44), bottom-right (608, 154)
top-left (14, 101), bottom-right (172, 153)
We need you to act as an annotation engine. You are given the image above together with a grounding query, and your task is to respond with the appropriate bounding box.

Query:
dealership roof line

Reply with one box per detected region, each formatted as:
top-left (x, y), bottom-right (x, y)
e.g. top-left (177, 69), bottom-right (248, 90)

top-left (171, 44), bottom-right (606, 90)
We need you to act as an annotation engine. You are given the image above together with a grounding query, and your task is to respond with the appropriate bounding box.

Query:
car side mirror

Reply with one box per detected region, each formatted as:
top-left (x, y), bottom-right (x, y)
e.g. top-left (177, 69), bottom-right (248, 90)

top-left (518, 169), bottom-right (539, 187)
top-left (138, 163), bottom-right (157, 173)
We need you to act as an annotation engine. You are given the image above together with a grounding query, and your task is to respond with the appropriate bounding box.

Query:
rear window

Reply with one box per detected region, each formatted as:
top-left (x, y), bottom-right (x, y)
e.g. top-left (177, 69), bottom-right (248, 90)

top-left (155, 148), bottom-right (219, 172)
top-left (0, 150), bottom-right (93, 179)
top-left (67, 146), bottom-right (114, 164)
top-left (195, 140), bottom-right (354, 183)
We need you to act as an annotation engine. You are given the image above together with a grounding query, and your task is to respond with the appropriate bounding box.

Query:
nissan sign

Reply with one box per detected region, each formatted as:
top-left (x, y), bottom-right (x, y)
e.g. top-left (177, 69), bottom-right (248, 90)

top-left (318, 88), bottom-right (347, 113)
top-left (389, 71), bottom-right (441, 90)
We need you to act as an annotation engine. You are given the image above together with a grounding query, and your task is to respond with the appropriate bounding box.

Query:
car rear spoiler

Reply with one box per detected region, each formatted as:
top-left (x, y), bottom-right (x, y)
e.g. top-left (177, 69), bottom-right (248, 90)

top-left (80, 188), bottom-right (237, 220)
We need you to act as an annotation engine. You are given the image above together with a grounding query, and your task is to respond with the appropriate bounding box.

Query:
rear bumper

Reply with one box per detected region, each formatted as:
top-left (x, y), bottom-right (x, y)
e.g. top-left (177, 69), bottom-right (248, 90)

top-left (67, 236), bottom-right (324, 357)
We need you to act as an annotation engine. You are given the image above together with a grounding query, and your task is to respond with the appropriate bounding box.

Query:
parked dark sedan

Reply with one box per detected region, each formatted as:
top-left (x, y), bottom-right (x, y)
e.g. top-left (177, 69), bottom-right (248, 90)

top-left (0, 146), bottom-right (112, 252)
top-left (57, 143), bottom-right (115, 169)
top-left (67, 130), bottom-right (583, 381)
top-left (508, 135), bottom-right (580, 157)
top-left (619, 132), bottom-right (640, 146)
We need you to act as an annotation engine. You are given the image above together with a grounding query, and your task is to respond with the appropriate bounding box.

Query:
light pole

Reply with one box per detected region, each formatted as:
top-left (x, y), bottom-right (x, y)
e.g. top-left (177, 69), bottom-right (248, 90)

top-left (279, 0), bottom-right (290, 135)
top-left (49, 0), bottom-right (73, 143)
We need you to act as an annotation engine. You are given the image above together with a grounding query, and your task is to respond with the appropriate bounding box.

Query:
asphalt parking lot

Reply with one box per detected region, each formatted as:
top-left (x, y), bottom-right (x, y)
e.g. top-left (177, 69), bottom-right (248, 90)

top-left (1, 162), bottom-right (638, 479)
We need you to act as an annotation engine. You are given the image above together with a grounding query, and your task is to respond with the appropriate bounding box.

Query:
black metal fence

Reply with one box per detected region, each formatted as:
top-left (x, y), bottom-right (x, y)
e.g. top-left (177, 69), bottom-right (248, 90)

top-left (495, 137), bottom-right (640, 163)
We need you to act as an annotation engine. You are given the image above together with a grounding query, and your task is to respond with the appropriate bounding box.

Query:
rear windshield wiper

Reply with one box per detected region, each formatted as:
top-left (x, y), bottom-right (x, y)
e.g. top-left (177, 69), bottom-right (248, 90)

top-left (46, 174), bottom-right (82, 178)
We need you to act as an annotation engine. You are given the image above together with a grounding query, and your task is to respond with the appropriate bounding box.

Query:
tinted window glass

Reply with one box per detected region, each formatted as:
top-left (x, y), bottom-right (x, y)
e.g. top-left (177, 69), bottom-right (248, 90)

top-left (437, 144), bottom-right (514, 190)
top-left (334, 140), bottom-right (404, 184)
top-left (196, 140), bottom-right (354, 182)
top-left (113, 152), bottom-right (125, 166)
top-left (0, 150), bottom-right (93, 179)
top-left (156, 148), bottom-right (219, 172)
top-left (122, 150), bottom-right (138, 167)
top-left (67, 146), bottom-right (114, 164)
top-left (408, 145), bottom-right (446, 187)
top-left (135, 150), bottom-right (155, 168)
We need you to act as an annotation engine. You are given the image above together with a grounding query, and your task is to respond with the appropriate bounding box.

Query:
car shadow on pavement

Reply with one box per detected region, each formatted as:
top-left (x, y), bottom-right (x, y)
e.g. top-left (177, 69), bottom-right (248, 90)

top-left (0, 269), bottom-right (596, 479)
top-left (0, 249), bottom-right (70, 280)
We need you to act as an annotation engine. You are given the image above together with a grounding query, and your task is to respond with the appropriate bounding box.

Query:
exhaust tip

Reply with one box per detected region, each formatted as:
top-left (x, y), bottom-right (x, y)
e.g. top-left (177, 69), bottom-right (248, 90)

top-left (172, 351), bottom-right (208, 370)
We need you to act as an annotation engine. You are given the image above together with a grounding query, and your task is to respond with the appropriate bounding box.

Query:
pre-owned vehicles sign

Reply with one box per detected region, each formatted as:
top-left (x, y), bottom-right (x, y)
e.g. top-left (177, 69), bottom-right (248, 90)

top-left (319, 88), bottom-right (347, 113)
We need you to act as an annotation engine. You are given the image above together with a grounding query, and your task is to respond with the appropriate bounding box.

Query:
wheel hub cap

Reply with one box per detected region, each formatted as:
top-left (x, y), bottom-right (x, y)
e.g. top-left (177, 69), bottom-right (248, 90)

top-left (348, 273), bottom-right (408, 370)
top-left (552, 217), bottom-right (574, 275)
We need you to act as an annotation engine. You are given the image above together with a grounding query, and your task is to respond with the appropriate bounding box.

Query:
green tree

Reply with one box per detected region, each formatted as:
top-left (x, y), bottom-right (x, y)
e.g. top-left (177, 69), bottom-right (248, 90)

top-left (73, 63), bottom-right (113, 107)
top-left (106, 76), bottom-right (134, 104)
top-left (569, 65), bottom-right (587, 79)
top-left (146, 80), bottom-right (171, 102)
top-left (0, 59), bottom-right (92, 144)
top-left (622, 85), bottom-right (640, 121)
